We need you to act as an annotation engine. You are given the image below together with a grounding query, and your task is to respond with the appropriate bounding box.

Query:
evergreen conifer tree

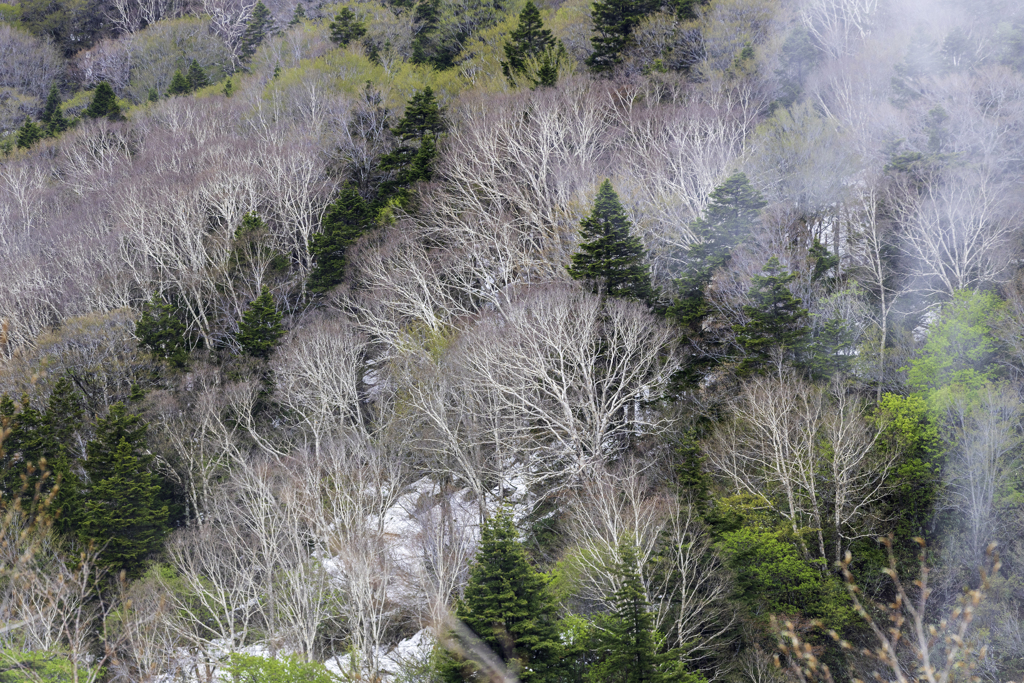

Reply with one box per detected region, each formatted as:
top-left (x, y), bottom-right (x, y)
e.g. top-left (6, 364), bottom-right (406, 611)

top-left (733, 256), bottom-right (809, 376)
top-left (187, 60), bottom-right (210, 91)
top-left (83, 82), bottom-right (122, 120)
top-left (410, 0), bottom-right (446, 68)
top-left (379, 88), bottom-right (445, 203)
top-left (289, 2), bottom-right (306, 26)
top-left (41, 84), bottom-right (69, 136)
top-left (444, 509), bottom-right (563, 682)
top-left (501, 2), bottom-right (555, 86)
top-left (670, 173), bottom-right (766, 332)
top-left (237, 285), bottom-right (284, 359)
top-left (136, 294), bottom-right (190, 368)
top-left (167, 69), bottom-right (191, 96)
top-left (309, 183), bottom-right (373, 293)
top-left (329, 6), bottom-right (366, 46)
top-left (567, 179), bottom-right (654, 302)
top-left (148, 88), bottom-right (159, 102)
top-left (16, 118), bottom-right (43, 149)
top-left (239, 1), bottom-right (275, 62)
top-left (79, 403), bottom-right (168, 578)
top-left (587, 0), bottom-right (658, 73)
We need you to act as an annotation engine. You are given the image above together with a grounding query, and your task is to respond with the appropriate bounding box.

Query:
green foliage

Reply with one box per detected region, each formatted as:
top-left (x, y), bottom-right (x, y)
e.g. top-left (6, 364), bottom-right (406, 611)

top-left (82, 82), bottom-right (122, 120)
top-left (905, 289), bottom-right (1004, 412)
top-left (40, 84), bottom-right (68, 136)
top-left (18, 0), bottom-right (105, 56)
top-left (187, 60), bottom-right (210, 91)
top-left (136, 294), bottom-right (190, 368)
top-left (166, 68), bottom-right (190, 96)
top-left (378, 87), bottom-right (445, 205)
top-left (240, 1), bottom-right (276, 63)
top-left (329, 6), bottom-right (366, 46)
top-left (15, 117), bottom-right (42, 149)
top-left (237, 285), bottom-right (285, 359)
top-left (221, 653), bottom-right (337, 682)
top-left (0, 380), bottom-right (84, 533)
top-left (733, 257), bottom-right (809, 376)
top-left (289, 2), bottom-right (306, 26)
top-left (718, 525), bottom-right (854, 630)
top-left (309, 183), bottom-right (374, 293)
top-left (444, 508), bottom-right (563, 682)
top-left (501, 2), bottom-right (565, 88)
top-left (567, 179), bottom-right (655, 303)
top-left (126, 17), bottom-right (232, 103)
top-left (587, 0), bottom-right (658, 72)
top-left (79, 403), bottom-right (168, 577)
top-left (0, 648), bottom-right (102, 682)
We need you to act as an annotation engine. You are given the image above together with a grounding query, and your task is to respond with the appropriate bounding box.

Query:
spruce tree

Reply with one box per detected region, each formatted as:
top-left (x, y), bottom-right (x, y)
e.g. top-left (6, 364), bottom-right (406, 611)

top-left (733, 256), bottom-right (809, 376)
top-left (379, 88), bottom-right (445, 203)
top-left (136, 293), bottom-right (190, 368)
top-left (309, 183), bottom-right (373, 293)
top-left (237, 285), bottom-right (284, 359)
top-left (501, 2), bottom-right (555, 86)
top-left (410, 0), bottom-right (444, 67)
top-left (444, 509), bottom-right (563, 682)
top-left (83, 82), bottom-right (122, 120)
top-left (167, 69), bottom-right (191, 96)
top-left (289, 2), bottom-right (306, 26)
top-left (79, 403), bottom-right (168, 578)
top-left (187, 60), bottom-right (210, 91)
top-left (239, 1), bottom-right (276, 62)
top-left (670, 173), bottom-right (766, 332)
top-left (148, 87), bottom-right (159, 102)
top-left (567, 179), bottom-right (654, 302)
top-left (16, 118), bottom-right (43, 149)
top-left (41, 84), bottom-right (68, 136)
top-left (329, 6), bottom-right (366, 47)
top-left (587, 0), bottom-right (658, 73)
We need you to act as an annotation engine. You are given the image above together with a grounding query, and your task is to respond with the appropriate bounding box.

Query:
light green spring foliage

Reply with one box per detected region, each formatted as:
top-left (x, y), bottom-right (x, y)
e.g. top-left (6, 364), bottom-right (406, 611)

top-left (126, 17), bottom-right (232, 102)
top-left (906, 289), bottom-right (1005, 413)
top-left (222, 653), bottom-right (337, 683)
top-left (0, 650), bottom-right (103, 683)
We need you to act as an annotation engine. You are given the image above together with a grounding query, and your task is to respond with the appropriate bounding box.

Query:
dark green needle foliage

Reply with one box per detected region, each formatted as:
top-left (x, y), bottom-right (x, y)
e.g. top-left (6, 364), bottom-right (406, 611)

top-left (16, 118), bottom-right (43, 149)
top-left (187, 60), bottom-right (210, 91)
top-left (289, 3), bottom-right (306, 26)
top-left (567, 179), bottom-right (654, 303)
top-left (240, 1), bottom-right (276, 62)
top-left (329, 6), bottom-right (366, 47)
top-left (443, 508), bottom-right (563, 682)
top-left (672, 0), bottom-right (709, 19)
top-left (41, 84), bottom-right (69, 136)
top-left (136, 294), bottom-right (191, 368)
top-left (410, 0), bottom-right (451, 69)
top-left (83, 82), bottom-right (122, 120)
top-left (0, 381), bottom-right (84, 533)
top-left (237, 285), bottom-right (285, 359)
top-left (501, 2), bottom-right (561, 88)
top-left (587, 0), bottom-right (658, 73)
top-left (379, 87), bottom-right (445, 204)
top-left (167, 68), bottom-right (190, 96)
top-left (309, 183), bottom-right (373, 293)
top-left (733, 256), bottom-right (809, 376)
top-left (586, 539), bottom-right (703, 683)
top-left (79, 403), bottom-right (168, 577)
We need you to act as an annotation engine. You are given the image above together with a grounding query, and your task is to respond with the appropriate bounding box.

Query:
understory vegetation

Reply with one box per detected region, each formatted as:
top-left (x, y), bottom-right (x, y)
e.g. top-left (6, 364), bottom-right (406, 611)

top-left (2, 0), bottom-right (1024, 681)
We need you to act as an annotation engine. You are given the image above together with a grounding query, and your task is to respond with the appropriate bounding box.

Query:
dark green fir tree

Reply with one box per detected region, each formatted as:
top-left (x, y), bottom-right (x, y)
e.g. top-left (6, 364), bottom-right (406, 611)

top-left (167, 68), bottom-right (191, 96)
top-left (237, 285), bottom-right (285, 359)
top-left (16, 118), bottom-right (43, 149)
top-left (309, 183), bottom-right (373, 293)
top-left (733, 256), bottom-right (809, 376)
top-left (567, 179), bottom-right (654, 303)
top-left (410, 0), bottom-right (447, 68)
top-left (239, 1), bottom-right (276, 62)
top-left (148, 87), bottom-right (160, 102)
top-left (136, 294), bottom-right (191, 368)
top-left (79, 403), bottom-right (168, 578)
top-left (41, 84), bottom-right (69, 136)
top-left (587, 0), bottom-right (658, 73)
top-left (501, 2), bottom-right (555, 86)
top-left (670, 173), bottom-right (766, 332)
top-left (586, 539), bottom-right (704, 683)
top-left (288, 2), bottom-right (306, 26)
top-left (83, 82), bottom-right (122, 120)
top-left (442, 509), bottom-right (563, 682)
top-left (187, 60), bottom-right (210, 91)
top-left (329, 6), bottom-right (366, 46)
top-left (379, 87), bottom-right (445, 203)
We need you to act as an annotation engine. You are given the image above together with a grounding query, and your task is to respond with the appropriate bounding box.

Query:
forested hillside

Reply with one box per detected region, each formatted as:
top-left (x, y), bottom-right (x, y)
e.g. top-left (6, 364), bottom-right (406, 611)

top-left (1, 0), bottom-right (1023, 681)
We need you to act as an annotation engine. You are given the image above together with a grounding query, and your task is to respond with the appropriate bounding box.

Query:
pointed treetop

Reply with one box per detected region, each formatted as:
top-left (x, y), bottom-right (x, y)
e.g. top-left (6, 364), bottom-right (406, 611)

top-left (329, 6), bottom-right (366, 46)
top-left (187, 60), bottom-right (210, 91)
top-left (392, 87), bottom-right (444, 140)
top-left (289, 2), bottom-right (306, 26)
top-left (567, 179), bottom-right (655, 303)
top-left (167, 68), bottom-right (190, 96)
top-left (237, 285), bottom-right (285, 359)
top-left (83, 82), bottom-right (122, 120)
top-left (734, 256), bottom-right (809, 375)
top-left (501, 2), bottom-right (555, 84)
